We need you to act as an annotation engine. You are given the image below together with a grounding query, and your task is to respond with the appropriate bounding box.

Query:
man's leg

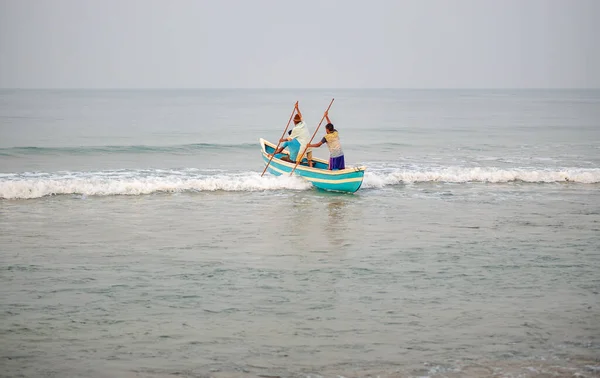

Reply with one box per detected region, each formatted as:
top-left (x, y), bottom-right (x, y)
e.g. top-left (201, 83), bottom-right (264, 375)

top-left (295, 153), bottom-right (311, 166)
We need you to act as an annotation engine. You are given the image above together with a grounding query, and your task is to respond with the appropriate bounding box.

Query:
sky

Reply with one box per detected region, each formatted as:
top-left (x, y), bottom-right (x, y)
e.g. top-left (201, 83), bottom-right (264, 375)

top-left (0, 0), bottom-right (598, 89)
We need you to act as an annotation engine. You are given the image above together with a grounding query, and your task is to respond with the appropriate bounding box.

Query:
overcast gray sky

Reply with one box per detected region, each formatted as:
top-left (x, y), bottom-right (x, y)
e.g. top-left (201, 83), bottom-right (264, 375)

top-left (0, 0), bottom-right (598, 88)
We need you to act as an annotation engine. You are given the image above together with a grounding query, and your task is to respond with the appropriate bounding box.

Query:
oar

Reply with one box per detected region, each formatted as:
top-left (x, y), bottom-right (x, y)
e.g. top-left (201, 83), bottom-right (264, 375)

top-left (261, 101), bottom-right (299, 177)
top-left (290, 98), bottom-right (335, 176)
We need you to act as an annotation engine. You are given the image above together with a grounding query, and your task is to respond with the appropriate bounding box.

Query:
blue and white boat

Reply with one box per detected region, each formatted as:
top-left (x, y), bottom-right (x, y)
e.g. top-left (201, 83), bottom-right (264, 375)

top-left (260, 138), bottom-right (366, 193)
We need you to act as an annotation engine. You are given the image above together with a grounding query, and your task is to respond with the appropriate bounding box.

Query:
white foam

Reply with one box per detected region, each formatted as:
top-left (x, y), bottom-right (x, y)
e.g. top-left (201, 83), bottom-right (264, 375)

top-left (362, 166), bottom-right (600, 188)
top-left (0, 171), bottom-right (311, 199)
top-left (1, 166), bottom-right (598, 199)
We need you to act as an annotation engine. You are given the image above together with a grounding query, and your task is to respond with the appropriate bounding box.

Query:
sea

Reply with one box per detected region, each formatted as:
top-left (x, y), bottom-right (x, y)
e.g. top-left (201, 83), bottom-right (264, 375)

top-left (0, 89), bottom-right (599, 378)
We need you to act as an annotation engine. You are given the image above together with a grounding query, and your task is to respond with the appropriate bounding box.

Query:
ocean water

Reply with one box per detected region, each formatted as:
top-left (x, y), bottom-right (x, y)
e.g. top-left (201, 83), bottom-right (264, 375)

top-left (0, 89), bottom-right (599, 378)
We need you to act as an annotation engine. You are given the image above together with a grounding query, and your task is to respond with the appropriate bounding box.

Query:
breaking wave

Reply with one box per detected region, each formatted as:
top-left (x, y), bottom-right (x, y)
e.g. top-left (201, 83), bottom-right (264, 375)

top-left (1, 166), bottom-right (598, 199)
top-left (0, 170), bottom-right (312, 199)
top-left (362, 166), bottom-right (600, 188)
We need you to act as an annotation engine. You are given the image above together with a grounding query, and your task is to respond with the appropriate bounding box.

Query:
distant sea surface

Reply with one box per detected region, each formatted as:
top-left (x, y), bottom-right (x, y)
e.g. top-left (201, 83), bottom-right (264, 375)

top-left (1, 89), bottom-right (599, 378)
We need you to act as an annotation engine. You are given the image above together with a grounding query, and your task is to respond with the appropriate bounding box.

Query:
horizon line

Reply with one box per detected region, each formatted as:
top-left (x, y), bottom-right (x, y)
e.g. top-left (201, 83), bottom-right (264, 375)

top-left (1, 87), bottom-right (599, 91)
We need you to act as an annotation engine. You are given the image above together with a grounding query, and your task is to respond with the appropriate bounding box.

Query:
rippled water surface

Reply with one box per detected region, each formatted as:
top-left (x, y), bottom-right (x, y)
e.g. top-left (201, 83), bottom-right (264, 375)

top-left (1, 89), bottom-right (599, 377)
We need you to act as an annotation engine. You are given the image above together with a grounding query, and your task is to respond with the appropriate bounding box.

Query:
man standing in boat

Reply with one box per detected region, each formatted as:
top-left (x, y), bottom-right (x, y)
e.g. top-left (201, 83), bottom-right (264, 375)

top-left (307, 111), bottom-right (345, 170)
top-left (289, 106), bottom-right (313, 168)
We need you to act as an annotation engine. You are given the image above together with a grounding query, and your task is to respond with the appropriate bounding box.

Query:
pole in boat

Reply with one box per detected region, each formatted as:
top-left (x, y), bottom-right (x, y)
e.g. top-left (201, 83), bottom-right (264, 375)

top-left (289, 98), bottom-right (335, 176)
top-left (261, 101), bottom-right (299, 177)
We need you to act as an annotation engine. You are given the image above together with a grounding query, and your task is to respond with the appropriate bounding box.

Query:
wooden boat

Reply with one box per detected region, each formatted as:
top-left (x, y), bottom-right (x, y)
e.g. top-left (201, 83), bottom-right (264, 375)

top-left (260, 138), bottom-right (365, 193)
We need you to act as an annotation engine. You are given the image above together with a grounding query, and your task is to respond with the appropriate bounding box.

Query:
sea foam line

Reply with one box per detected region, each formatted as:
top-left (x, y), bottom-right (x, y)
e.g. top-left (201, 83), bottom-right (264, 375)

top-left (0, 167), bottom-right (598, 199)
top-left (362, 166), bottom-right (600, 188)
top-left (0, 172), bottom-right (312, 199)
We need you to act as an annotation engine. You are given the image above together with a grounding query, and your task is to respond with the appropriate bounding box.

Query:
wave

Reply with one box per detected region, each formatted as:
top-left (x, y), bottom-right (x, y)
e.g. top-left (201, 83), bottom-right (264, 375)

top-left (1, 167), bottom-right (598, 199)
top-left (362, 166), bottom-right (600, 188)
top-left (0, 143), bottom-right (257, 157)
top-left (0, 170), bottom-right (312, 199)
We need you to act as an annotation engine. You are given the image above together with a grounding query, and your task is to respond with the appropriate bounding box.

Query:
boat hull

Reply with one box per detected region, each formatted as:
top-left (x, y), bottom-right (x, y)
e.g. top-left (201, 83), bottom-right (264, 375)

top-left (260, 138), bottom-right (365, 193)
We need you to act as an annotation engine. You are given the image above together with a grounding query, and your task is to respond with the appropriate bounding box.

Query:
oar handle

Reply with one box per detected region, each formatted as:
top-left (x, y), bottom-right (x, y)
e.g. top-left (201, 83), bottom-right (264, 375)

top-left (261, 101), bottom-right (298, 177)
top-left (290, 98), bottom-right (335, 176)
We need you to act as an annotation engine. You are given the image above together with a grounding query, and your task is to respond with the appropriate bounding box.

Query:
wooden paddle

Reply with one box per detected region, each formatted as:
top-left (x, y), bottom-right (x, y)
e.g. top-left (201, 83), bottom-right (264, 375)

top-left (289, 98), bottom-right (335, 176)
top-left (261, 101), bottom-right (299, 177)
